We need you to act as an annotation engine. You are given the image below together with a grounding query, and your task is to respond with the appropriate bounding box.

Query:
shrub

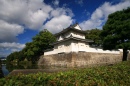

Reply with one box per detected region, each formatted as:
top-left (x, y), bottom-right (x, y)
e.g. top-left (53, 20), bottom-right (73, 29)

top-left (0, 61), bottom-right (130, 86)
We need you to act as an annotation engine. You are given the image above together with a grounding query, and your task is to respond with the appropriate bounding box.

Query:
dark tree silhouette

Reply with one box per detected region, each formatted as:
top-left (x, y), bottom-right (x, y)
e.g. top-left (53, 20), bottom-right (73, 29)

top-left (100, 7), bottom-right (130, 61)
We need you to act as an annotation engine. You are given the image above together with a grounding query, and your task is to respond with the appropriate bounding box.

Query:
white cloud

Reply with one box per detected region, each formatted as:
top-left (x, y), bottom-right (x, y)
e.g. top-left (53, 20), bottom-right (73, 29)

top-left (43, 15), bottom-right (73, 33)
top-left (0, 20), bottom-right (24, 42)
top-left (0, 0), bottom-right (52, 29)
top-left (0, 0), bottom-right (74, 56)
top-left (51, 8), bottom-right (67, 17)
top-left (0, 0), bottom-right (52, 30)
top-left (50, 8), bottom-right (74, 18)
top-left (80, 1), bottom-right (130, 30)
top-left (0, 0), bottom-right (53, 42)
top-left (0, 42), bottom-right (25, 49)
top-left (42, 5), bottom-right (74, 33)
top-left (0, 0), bottom-right (73, 40)
top-left (0, 42), bottom-right (25, 57)
top-left (53, 0), bottom-right (59, 6)
top-left (25, 10), bottom-right (49, 29)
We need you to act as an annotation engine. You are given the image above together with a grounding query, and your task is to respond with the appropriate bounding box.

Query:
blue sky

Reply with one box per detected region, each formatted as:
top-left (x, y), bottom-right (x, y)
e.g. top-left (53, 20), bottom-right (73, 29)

top-left (0, 0), bottom-right (130, 57)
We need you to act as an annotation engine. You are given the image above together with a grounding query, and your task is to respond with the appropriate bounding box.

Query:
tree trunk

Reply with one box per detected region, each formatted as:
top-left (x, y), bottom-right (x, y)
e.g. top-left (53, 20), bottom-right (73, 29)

top-left (122, 49), bottom-right (128, 61)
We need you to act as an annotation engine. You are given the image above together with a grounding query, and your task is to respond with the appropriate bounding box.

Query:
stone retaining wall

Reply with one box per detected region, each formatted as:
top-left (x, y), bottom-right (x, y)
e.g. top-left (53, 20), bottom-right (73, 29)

top-left (38, 52), bottom-right (130, 67)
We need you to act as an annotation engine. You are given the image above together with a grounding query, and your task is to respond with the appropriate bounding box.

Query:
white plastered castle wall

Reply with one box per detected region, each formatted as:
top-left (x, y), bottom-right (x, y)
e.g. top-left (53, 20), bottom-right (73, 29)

top-left (44, 41), bottom-right (121, 55)
top-left (44, 40), bottom-right (72, 55)
top-left (71, 40), bottom-right (89, 52)
top-left (44, 24), bottom-right (122, 56)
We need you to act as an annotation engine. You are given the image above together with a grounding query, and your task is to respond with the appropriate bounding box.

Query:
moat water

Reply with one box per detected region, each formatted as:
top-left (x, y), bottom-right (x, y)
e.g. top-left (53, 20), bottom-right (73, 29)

top-left (0, 64), bottom-right (69, 78)
top-left (0, 64), bottom-right (39, 78)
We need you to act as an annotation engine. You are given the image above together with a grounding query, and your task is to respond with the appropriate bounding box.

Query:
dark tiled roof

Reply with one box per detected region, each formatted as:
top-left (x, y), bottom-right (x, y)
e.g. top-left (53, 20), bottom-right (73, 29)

top-left (52, 36), bottom-right (93, 45)
top-left (54, 23), bottom-right (86, 37)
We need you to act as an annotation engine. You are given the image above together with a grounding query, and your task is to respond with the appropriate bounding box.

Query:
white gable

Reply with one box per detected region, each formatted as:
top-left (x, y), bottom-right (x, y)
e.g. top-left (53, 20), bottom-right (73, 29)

top-left (74, 24), bottom-right (82, 30)
top-left (58, 36), bottom-right (63, 41)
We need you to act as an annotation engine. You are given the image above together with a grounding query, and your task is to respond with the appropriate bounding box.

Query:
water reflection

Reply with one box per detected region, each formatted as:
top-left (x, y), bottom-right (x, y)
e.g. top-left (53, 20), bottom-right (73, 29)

top-left (6, 63), bottom-right (38, 72)
top-left (0, 63), bottom-right (38, 78)
top-left (2, 64), bottom-right (9, 76)
top-left (0, 63), bottom-right (71, 78)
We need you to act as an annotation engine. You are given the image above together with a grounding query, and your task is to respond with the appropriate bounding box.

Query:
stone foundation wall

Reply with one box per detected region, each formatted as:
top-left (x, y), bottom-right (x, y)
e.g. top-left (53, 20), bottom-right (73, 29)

top-left (38, 52), bottom-right (130, 67)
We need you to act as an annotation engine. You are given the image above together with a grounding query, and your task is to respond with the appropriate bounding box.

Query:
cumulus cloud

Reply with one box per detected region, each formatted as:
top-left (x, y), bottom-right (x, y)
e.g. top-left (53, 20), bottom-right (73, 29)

top-left (0, 0), bottom-right (52, 43)
top-left (0, 42), bottom-right (25, 57)
top-left (0, 20), bottom-right (24, 42)
top-left (42, 6), bottom-right (74, 33)
top-left (46, 8), bottom-right (74, 33)
top-left (0, 0), bottom-right (52, 30)
top-left (0, 0), bottom-right (74, 42)
top-left (0, 42), bottom-right (25, 49)
top-left (80, 0), bottom-right (130, 30)
top-left (43, 15), bottom-right (73, 33)
top-left (0, 0), bottom-right (74, 56)
top-left (50, 8), bottom-right (74, 18)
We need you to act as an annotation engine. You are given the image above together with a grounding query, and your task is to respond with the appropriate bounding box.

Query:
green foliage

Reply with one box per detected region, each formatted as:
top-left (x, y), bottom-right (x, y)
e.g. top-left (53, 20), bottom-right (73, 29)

top-left (23, 29), bottom-right (56, 63)
top-left (100, 7), bottom-right (130, 61)
top-left (6, 52), bottom-right (19, 63)
top-left (0, 61), bottom-right (130, 85)
top-left (86, 29), bottom-right (102, 46)
top-left (6, 48), bottom-right (26, 64)
top-left (6, 29), bottom-right (56, 64)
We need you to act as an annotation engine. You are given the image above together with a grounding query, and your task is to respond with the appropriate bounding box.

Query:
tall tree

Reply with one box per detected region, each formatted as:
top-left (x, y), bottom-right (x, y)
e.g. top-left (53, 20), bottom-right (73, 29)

top-left (86, 29), bottom-right (102, 47)
top-left (100, 7), bottom-right (130, 61)
top-left (24, 29), bottom-right (56, 63)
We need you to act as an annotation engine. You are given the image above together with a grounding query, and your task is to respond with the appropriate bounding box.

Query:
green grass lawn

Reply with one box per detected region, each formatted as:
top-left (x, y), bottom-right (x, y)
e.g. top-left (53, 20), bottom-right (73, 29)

top-left (0, 61), bottom-right (130, 86)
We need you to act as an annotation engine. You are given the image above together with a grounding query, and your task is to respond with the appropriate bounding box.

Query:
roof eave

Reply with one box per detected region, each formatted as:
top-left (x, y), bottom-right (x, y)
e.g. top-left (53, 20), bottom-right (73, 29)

top-left (51, 37), bottom-right (93, 45)
top-left (54, 28), bottom-right (86, 37)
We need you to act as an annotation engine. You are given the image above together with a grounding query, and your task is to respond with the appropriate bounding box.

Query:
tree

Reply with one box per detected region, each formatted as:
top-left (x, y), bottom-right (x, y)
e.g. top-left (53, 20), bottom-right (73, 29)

top-left (24, 29), bottom-right (56, 63)
top-left (17, 51), bottom-right (26, 62)
top-left (86, 29), bottom-right (102, 47)
top-left (6, 51), bottom-right (19, 63)
top-left (32, 29), bottom-right (56, 51)
top-left (6, 29), bottom-right (56, 64)
top-left (100, 7), bottom-right (130, 61)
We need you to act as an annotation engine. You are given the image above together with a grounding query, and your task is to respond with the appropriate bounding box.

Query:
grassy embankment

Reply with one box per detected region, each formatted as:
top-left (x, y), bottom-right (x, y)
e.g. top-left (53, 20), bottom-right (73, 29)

top-left (0, 61), bottom-right (130, 86)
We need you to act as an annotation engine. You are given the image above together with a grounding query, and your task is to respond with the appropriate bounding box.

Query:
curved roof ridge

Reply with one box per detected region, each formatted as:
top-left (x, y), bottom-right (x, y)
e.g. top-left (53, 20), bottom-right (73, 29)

top-left (54, 23), bottom-right (85, 36)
